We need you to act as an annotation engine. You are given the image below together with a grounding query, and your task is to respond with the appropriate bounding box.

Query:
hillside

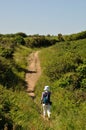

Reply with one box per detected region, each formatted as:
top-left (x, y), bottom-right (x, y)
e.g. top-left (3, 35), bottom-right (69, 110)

top-left (35, 38), bottom-right (86, 130)
top-left (0, 31), bottom-right (86, 130)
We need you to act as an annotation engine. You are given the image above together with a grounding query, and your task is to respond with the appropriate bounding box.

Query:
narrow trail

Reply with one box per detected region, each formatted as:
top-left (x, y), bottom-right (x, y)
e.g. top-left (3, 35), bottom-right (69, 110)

top-left (25, 51), bottom-right (41, 98)
top-left (25, 51), bottom-right (53, 125)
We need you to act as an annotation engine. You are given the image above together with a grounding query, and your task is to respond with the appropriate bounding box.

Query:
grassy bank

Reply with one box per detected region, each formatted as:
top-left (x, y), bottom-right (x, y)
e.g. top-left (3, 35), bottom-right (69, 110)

top-left (35, 38), bottom-right (86, 130)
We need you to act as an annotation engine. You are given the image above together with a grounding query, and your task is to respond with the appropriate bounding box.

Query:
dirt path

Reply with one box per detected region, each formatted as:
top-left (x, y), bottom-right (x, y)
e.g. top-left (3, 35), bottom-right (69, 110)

top-left (25, 51), bottom-right (41, 98)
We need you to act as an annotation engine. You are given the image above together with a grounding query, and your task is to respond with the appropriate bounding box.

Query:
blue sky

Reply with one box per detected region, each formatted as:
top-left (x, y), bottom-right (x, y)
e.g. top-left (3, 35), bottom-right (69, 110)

top-left (0, 0), bottom-right (86, 35)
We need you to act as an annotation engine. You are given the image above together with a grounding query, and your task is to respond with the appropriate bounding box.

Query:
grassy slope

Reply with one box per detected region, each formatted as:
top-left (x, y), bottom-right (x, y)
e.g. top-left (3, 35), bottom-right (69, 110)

top-left (35, 38), bottom-right (86, 130)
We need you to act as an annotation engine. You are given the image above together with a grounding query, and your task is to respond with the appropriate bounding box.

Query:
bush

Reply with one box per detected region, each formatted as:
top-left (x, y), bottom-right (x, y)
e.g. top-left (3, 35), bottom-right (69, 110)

top-left (58, 33), bottom-right (64, 41)
top-left (15, 32), bottom-right (27, 37)
top-left (81, 78), bottom-right (86, 89)
top-left (44, 52), bottom-right (82, 81)
top-left (57, 72), bottom-right (80, 90)
top-left (1, 49), bottom-right (13, 58)
top-left (24, 36), bottom-right (57, 48)
top-left (76, 64), bottom-right (86, 78)
top-left (14, 36), bottom-right (25, 45)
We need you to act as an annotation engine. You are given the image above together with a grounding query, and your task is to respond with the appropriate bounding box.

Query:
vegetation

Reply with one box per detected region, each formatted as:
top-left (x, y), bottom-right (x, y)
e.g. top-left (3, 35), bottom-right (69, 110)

top-left (0, 31), bottom-right (86, 129)
top-left (36, 37), bottom-right (86, 130)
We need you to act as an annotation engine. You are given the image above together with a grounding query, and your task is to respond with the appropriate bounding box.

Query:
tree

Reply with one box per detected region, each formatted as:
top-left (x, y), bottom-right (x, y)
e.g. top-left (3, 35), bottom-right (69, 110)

top-left (58, 33), bottom-right (64, 41)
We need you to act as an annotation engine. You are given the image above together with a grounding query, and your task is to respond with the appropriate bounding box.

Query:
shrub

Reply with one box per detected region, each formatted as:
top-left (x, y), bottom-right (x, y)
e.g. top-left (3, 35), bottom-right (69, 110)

top-left (14, 36), bottom-right (25, 45)
top-left (57, 72), bottom-right (80, 90)
top-left (81, 78), bottom-right (86, 89)
top-left (44, 52), bottom-right (82, 81)
top-left (15, 32), bottom-right (27, 37)
top-left (76, 64), bottom-right (86, 78)
top-left (1, 49), bottom-right (13, 58)
top-left (25, 36), bottom-right (57, 48)
top-left (58, 33), bottom-right (64, 41)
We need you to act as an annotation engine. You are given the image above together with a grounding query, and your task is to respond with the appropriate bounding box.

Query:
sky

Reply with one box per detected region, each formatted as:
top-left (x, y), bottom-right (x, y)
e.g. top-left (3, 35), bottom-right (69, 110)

top-left (0, 0), bottom-right (86, 35)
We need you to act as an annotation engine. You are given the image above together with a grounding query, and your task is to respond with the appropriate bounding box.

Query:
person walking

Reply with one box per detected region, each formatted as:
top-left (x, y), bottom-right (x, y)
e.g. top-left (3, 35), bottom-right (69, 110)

top-left (41, 86), bottom-right (52, 119)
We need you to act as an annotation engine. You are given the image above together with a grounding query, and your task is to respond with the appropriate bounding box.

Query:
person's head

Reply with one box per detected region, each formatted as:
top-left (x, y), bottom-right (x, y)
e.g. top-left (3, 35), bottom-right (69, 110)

top-left (44, 86), bottom-right (50, 91)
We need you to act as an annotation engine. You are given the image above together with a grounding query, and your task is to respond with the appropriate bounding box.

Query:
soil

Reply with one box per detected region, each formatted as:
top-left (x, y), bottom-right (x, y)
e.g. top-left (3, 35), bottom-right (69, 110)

top-left (25, 51), bottom-right (41, 98)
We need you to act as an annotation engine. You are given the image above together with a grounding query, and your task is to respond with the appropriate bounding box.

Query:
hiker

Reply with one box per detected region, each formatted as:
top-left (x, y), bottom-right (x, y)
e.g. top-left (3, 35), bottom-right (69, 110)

top-left (41, 86), bottom-right (52, 119)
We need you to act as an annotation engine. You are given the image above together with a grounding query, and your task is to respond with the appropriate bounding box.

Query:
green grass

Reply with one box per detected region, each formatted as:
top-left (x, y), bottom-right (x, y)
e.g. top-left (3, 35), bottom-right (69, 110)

top-left (0, 35), bottom-right (86, 129)
top-left (35, 39), bottom-right (86, 130)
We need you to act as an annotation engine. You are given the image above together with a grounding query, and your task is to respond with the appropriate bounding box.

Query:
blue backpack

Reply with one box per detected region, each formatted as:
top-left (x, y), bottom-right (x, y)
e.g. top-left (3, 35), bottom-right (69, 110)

top-left (43, 92), bottom-right (49, 104)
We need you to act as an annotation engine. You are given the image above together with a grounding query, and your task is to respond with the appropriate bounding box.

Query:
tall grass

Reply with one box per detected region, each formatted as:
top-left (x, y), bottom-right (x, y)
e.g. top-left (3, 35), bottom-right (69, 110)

top-left (35, 39), bottom-right (86, 130)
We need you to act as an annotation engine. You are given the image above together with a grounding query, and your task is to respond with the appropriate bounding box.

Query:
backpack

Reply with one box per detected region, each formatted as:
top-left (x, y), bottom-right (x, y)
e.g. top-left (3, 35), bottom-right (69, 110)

top-left (43, 92), bottom-right (49, 104)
